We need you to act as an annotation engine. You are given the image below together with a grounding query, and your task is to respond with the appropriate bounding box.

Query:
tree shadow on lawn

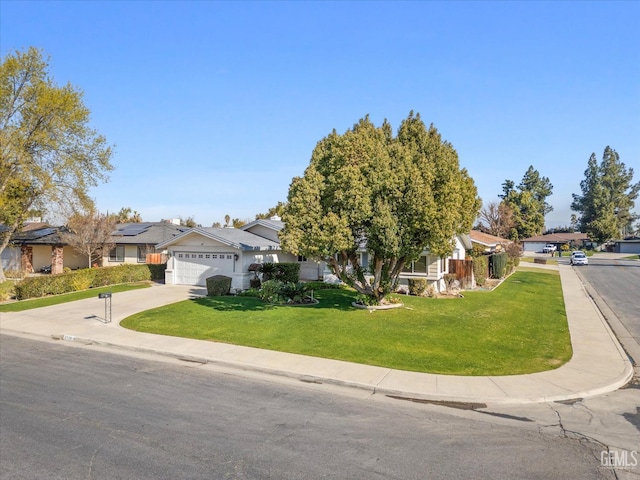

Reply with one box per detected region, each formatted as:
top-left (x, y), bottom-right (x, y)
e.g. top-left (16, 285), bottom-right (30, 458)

top-left (191, 289), bottom-right (356, 312)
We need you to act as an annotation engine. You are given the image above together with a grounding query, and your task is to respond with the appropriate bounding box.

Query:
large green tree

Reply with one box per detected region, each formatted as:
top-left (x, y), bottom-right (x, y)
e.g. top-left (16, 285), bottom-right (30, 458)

top-left (571, 147), bottom-right (639, 243)
top-left (0, 47), bottom-right (114, 281)
top-left (280, 113), bottom-right (480, 304)
top-left (499, 166), bottom-right (553, 240)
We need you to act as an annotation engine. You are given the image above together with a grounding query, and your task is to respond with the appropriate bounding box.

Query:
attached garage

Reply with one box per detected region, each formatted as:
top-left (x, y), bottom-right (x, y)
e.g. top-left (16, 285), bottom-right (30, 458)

top-left (174, 251), bottom-right (235, 286)
top-left (614, 239), bottom-right (640, 254)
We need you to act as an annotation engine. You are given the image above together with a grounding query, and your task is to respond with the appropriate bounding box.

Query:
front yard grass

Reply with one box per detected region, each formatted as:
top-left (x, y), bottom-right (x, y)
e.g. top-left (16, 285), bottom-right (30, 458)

top-left (121, 270), bottom-right (571, 376)
top-left (0, 283), bottom-right (151, 312)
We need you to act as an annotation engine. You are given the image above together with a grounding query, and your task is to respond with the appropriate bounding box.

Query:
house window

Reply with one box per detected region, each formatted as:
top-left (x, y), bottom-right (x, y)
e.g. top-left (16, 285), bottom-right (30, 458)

top-left (137, 246), bottom-right (150, 263)
top-left (359, 252), bottom-right (369, 269)
top-left (109, 245), bottom-right (124, 262)
top-left (297, 255), bottom-right (307, 262)
top-left (403, 255), bottom-right (428, 274)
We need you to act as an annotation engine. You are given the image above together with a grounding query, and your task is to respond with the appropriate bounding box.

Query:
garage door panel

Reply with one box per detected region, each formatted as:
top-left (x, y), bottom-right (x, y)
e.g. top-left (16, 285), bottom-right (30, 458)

top-left (175, 252), bottom-right (234, 286)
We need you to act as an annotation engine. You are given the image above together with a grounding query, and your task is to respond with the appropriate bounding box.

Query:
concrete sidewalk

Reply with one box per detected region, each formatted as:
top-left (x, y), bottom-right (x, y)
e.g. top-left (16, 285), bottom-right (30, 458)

top-left (0, 264), bottom-right (633, 405)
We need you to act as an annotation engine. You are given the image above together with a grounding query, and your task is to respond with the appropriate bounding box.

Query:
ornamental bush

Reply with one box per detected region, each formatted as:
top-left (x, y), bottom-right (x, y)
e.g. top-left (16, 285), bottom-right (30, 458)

top-left (408, 278), bottom-right (427, 296)
top-left (14, 264), bottom-right (165, 300)
top-left (206, 275), bottom-right (232, 296)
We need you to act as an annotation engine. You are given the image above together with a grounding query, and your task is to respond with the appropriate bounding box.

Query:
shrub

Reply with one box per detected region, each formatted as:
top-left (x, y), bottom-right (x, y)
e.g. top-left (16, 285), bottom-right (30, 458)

top-left (505, 242), bottom-right (522, 267)
top-left (476, 276), bottom-right (486, 287)
top-left (489, 252), bottom-right (508, 279)
top-left (273, 263), bottom-right (300, 283)
top-left (355, 293), bottom-right (379, 306)
top-left (206, 275), bottom-right (232, 296)
top-left (0, 281), bottom-right (16, 302)
top-left (249, 278), bottom-right (261, 289)
top-left (408, 278), bottom-right (428, 296)
top-left (258, 280), bottom-right (283, 303)
top-left (13, 264), bottom-right (165, 300)
top-left (278, 282), bottom-right (309, 303)
top-left (259, 262), bottom-right (278, 281)
top-left (303, 281), bottom-right (344, 290)
top-left (473, 256), bottom-right (488, 280)
top-left (259, 262), bottom-right (300, 284)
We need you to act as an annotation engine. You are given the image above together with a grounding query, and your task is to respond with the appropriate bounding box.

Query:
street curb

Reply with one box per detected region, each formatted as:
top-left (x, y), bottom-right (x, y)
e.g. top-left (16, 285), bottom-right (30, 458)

top-left (2, 326), bottom-right (632, 407)
top-left (572, 267), bottom-right (639, 371)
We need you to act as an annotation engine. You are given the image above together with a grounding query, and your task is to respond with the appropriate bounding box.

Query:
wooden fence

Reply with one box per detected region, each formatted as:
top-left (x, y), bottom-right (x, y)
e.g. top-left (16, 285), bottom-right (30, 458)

top-left (145, 253), bottom-right (167, 265)
top-left (448, 259), bottom-right (474, 289)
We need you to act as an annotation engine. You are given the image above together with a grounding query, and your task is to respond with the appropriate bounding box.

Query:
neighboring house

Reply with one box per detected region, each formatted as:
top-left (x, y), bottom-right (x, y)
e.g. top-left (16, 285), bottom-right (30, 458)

top-left (2, 225), bottom-right (88, 274)
top-left (104, 222), bottom-right (188, 266)
top-left (521, 233), bottom-right (592, 253)
top-left (613, 236), bottom-right (640, 254)
top-left (469, 230), bottom-right (512, 253)
top-left (157, 217), bottom-right (323, 291)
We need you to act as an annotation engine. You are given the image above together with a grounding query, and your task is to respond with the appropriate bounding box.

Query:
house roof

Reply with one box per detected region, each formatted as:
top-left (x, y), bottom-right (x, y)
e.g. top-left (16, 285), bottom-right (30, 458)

top-left (10, 226), bottom-right (68, 245)
top-left (615, 237), bottom-right (640, 244)
top-left (21, 222), bottom-right (51, 232)
top-left (156, 226), bottom-right (281, 251)
top-left (469, 230), bottom-right (512, 247)
top-left (111, 222), bottom-right (188, 245)
top-left (240, 218), bottom-right (284, 233)
top-left (521, 232), bottom-right (590, 243)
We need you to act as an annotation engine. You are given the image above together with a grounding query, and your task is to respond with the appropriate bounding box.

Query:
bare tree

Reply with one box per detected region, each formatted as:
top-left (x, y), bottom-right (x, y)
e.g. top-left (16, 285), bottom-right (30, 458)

top-left (479, 201), bottom-right (515, 239)
top-left (61, 212), bottom-right (117, 268)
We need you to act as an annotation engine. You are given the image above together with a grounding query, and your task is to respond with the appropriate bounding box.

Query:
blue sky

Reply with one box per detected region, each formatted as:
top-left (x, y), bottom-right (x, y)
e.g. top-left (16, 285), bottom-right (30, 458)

top-left (2, 0), bottom-right (639, 228)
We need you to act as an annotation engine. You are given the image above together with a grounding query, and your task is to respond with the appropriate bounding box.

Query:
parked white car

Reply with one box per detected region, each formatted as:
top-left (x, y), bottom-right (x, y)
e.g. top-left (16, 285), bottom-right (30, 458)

top-left (542, 244), bottom-right (557, 253)
top-left (570, 251), bottom-right (588, 266)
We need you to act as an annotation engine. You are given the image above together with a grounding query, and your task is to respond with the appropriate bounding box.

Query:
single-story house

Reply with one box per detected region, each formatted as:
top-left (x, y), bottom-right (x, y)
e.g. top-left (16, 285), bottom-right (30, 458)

top-left (469, 230), bottom-right (512, 253)
top-left (613, 236), bottom-right (640, 254)
top-left (1, 224), bottom-right (88, 274)
top-left (323, 234), bottom-right (473, 293)
top-left (157, 217), bottom-right (324, 291)
top-left (521, 232), bottom-right (593, 253)
top-left (158, 214), bottom-right (472, 293)
top-left (104, 222), bottom-right (188, 266)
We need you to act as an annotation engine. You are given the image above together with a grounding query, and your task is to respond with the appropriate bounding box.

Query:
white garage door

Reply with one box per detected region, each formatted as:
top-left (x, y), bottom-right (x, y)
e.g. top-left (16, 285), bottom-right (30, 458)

top-left (174, 252), bottom-right (234, 286)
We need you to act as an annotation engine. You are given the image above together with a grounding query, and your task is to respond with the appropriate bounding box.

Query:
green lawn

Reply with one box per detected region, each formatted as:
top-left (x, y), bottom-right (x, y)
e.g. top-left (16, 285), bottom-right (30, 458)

top-left (121, 271), bottom-right (571, 376)
top-left (0, 283), bottom-right (151, 312)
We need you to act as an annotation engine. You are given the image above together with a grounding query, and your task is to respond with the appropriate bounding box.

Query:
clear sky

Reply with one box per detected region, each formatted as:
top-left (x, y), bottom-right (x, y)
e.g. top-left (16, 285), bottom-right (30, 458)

top-left (2, 0), bottom-right (639, 228)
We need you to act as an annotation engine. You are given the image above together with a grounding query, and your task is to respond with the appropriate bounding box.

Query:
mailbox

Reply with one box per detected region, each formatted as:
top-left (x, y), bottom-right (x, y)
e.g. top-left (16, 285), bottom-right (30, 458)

top-left (98, 292), bottom-right (112, 299)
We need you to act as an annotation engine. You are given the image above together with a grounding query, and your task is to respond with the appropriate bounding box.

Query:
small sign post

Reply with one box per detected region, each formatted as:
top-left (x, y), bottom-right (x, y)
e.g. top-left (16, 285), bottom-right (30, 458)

top-left (98, 292), bottom-right (112, 323)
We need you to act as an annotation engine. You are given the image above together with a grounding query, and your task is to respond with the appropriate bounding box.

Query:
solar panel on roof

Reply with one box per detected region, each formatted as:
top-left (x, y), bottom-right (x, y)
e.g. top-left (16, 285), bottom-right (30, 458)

top-left (115, 224), bottom-right (152, 236)
top-left (34, 227), bottom-right (57, 238)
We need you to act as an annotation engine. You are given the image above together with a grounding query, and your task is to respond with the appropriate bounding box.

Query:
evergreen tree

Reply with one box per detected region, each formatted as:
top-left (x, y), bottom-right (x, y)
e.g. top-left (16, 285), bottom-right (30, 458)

top-left (571, 147), bottom-right (639, 243)
top-left (280, 113), bottom-right (480, 304)
top-left (499, 166), bottom-right (553, 240)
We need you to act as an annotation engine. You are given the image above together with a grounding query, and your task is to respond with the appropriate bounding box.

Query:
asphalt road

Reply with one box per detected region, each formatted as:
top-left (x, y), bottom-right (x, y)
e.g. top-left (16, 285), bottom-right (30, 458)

top-left (572, 258), bottom-right (640, 344)
top-left (0, 335), bottom-right (614, 480)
